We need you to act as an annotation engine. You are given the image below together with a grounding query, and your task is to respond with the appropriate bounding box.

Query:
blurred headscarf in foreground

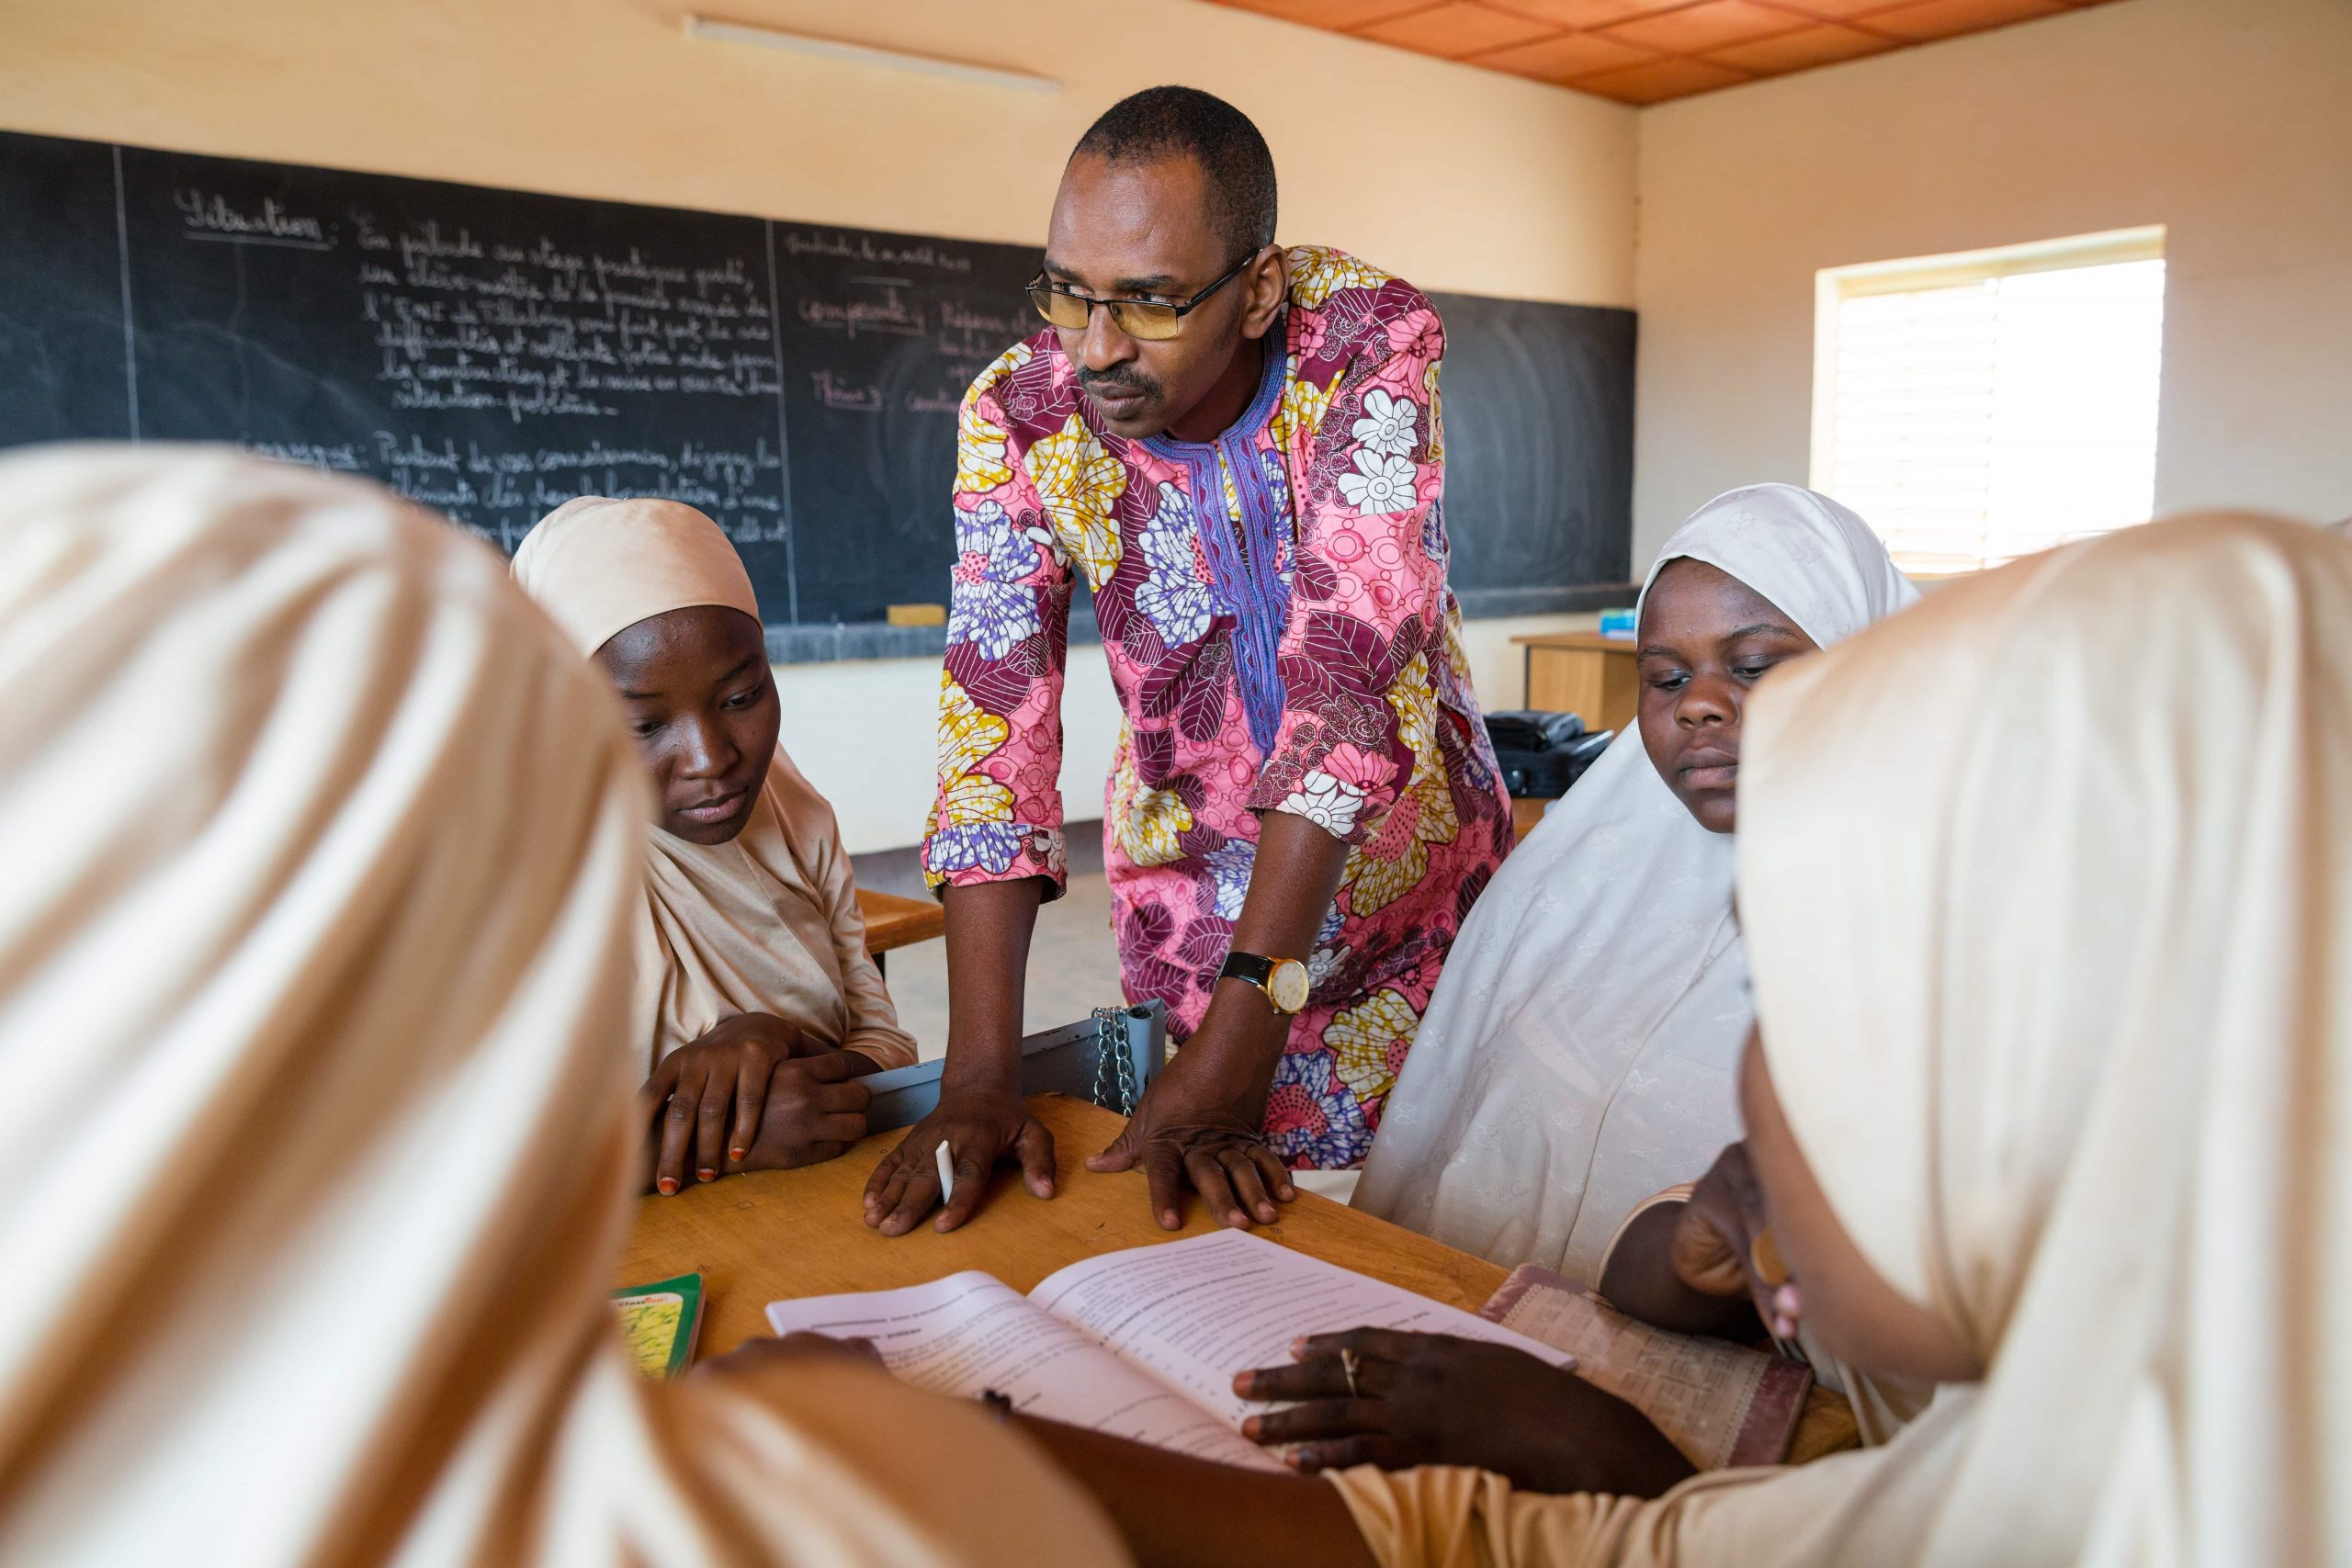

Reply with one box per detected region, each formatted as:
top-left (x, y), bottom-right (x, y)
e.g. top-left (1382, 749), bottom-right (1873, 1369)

top-left (1332, 513), bottom-right (2352, 1565)
top-left (0, 446), bottom-right (1125, 1567)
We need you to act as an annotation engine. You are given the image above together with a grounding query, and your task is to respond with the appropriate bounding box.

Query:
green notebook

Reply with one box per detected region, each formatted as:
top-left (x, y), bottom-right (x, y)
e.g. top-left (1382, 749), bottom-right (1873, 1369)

top-left (612, 1272), bottom-right (705, 1379)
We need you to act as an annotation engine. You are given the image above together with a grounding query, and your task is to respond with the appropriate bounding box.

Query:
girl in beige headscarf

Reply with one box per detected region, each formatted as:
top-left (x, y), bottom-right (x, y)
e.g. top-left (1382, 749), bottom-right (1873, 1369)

top-left (969, 513), bottom-right (2352, 1565)
top-left (0, 446), bottom-right (1126, 1568)
top-left (513, 496), bottom-right (914, 1198)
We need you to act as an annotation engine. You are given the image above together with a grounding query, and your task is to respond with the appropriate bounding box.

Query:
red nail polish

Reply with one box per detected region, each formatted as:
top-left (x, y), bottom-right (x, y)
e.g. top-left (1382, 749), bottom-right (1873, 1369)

top-left (729, 1146), bottom-right (747, 1161)
top-left (697, 1168), bottom-right (717, 1182)
top-left (658, 1178), bottom-right (678, 1195)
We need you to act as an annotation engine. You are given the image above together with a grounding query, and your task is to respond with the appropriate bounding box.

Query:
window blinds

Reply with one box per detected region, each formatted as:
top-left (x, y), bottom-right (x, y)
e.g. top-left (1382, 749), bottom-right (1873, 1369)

top-left (1815, 240), bottom-right (2165, 576)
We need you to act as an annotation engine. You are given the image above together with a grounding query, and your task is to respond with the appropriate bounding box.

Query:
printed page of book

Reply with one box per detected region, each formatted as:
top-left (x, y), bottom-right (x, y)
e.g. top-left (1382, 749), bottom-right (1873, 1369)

top-left (1482, 1266), bottom-right (1813, 1468)
top-left (765, 1271), bottom-right (1280, 1471)
top-left (1026, 1230), bottom-right (1572, 1430)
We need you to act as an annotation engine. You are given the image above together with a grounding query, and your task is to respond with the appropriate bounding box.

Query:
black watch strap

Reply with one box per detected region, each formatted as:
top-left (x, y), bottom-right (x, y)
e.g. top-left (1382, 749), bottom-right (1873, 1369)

top-left (1218, 952), bottom-right (1275, 987)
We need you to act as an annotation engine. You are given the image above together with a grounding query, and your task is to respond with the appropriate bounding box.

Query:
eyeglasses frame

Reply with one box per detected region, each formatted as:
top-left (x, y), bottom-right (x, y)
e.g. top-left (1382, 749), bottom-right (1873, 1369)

top-left (1025, 248), bottom-right (1265, 340)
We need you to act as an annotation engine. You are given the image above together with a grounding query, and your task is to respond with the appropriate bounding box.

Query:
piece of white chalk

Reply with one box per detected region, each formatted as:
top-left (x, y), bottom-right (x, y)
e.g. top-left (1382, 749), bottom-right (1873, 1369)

top-left (934, 1139), bottom-right (956, 1206)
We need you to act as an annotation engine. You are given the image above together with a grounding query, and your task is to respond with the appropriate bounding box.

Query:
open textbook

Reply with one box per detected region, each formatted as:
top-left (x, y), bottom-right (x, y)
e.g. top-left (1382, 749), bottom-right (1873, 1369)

top-left (764, 1229), bottom-right (1571, 1472)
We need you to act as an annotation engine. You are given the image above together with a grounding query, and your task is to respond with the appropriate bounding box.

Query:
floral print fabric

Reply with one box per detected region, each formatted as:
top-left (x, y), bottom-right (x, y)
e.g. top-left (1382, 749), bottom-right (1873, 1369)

top-left (923, 245), bottom-right (1513, 1168)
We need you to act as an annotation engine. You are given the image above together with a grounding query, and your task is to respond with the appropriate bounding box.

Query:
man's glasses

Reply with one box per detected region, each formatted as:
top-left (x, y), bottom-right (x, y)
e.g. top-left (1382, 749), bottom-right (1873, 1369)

top-left (1026, 252), bottom-right (1258, 343)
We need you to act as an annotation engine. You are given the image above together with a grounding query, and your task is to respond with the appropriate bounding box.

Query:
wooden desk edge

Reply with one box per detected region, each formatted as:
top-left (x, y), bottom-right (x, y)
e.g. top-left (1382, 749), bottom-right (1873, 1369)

top-left (854, 887), bottom-right (946, 955)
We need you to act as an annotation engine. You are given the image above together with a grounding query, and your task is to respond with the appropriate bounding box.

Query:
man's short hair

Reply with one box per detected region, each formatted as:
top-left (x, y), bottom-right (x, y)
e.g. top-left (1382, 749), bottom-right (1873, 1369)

top-left (1071, 85), bottom-right (1278, 259)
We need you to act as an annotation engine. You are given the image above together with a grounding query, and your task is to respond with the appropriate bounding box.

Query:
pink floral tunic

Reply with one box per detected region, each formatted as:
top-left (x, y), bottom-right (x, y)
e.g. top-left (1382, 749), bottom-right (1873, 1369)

top-left (923, 245), bottom-right (1513, 1168)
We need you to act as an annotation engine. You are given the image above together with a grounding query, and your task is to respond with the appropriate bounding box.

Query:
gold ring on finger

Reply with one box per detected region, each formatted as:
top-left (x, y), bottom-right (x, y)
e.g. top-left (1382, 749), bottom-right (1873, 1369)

top-left (1340, 1348), bottom-right (1362, 1398)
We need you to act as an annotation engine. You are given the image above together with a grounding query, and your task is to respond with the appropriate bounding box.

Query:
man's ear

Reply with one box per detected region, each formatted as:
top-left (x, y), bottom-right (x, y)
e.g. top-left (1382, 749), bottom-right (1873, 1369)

top-left (1240, 246), bottom-right (1287, 341)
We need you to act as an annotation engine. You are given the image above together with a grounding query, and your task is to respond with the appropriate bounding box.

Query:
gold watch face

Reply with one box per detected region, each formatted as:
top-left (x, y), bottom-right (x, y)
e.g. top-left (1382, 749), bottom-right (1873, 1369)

top-left (1266, 957), bottom-right (1311, 1014)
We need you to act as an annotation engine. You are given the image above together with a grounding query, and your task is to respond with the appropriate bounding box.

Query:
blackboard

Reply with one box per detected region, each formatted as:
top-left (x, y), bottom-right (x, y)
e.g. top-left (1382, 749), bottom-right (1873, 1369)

top-left (0, 129), bottom-right (1634, 660)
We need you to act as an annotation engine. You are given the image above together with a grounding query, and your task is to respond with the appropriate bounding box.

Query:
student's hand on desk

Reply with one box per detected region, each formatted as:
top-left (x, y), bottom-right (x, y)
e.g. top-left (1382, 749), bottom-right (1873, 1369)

top-left (862, 1079), bottom-right (1057, 1235)
top-left (1085, 1040), bottom-right (1295, 1231)
top-left (720, 1050), bottom-right (876, 1175)
top-left (640, 1016), bottom-right (872, 1194)
top-left (1235, 1329), bottom-right (1695, 1498)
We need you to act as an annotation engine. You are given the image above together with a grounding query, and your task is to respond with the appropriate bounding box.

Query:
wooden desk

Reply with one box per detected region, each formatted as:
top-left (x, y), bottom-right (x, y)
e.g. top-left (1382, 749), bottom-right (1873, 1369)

top-left (855, 887), bottom-right (945, 973)
top-left (620, 1094), bottom-right (1504, 1353)
top-left (617, 1093), bottom-right (1858, 1462)
top-left (1510, 795), bottom-right (1547, 842)
top-left (1515, 631), bottom-right (1639, 735)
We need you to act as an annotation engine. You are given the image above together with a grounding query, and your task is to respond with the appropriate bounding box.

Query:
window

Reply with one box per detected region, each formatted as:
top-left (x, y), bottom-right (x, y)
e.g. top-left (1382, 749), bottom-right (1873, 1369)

top-left (1812, 228), bottom-right (2165, 576)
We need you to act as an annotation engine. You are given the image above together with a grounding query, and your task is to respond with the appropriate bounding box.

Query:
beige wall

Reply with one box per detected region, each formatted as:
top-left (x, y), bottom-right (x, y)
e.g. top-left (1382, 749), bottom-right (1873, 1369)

top-left (1631, 0), bottom-right (2352, 564)
top-left (0, 0), bottom-right (1636, 852)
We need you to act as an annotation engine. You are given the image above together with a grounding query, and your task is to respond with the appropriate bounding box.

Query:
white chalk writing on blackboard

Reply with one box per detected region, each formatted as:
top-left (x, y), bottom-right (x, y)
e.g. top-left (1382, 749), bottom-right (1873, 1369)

top-left (353, 215), bottom-right (781, 424)
top-left (175, 189), bottom-right (333, 250)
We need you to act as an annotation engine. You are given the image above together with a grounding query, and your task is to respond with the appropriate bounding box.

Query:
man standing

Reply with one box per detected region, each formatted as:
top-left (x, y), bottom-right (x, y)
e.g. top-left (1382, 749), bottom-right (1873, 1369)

top-left (864, 86), bottom-right (1512, 1236)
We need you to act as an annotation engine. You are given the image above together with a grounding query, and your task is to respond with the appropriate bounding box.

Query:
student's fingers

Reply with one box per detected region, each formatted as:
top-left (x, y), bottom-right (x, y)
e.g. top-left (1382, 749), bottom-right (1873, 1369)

top-left (798, 1049), bottom-right (859, 1084)
top-left (1185, 1147), bottom-right (1252, 1230)
top-left (729, 1053), bottom-right (770, 1165)
top-left (694, 1066), bottom-right (734, 1181)
top-left (1241, 1399), bottom-right (1385, 1445)
top-left (1295, 1327), bottom-right (1447, 1366)
top-left (1247, 1143), bottom-right (1296, 1203)
top-left (654, 1065), bottom-right (708, 1195)
top-left (811, 1111), bottom-right (869, 1145)
top-left (1012, 1116), bottom-right (1057, 1200)
top-left (1218, 1147), bottom-right (1278, 1224)
top-left (1287, 1436), bottom-right (1404, 1474)
top-left (1232, 1359), bottom-right (1362, 1402)
top-left (636, 1055), bottom-right (683, 1131)
top-left (1139, 1142), bottom-right (1186, 1231)
top-left (809, 1079), bottom-right (873, 1117)
top-left (933, 1148), bottom-right (993, 1234)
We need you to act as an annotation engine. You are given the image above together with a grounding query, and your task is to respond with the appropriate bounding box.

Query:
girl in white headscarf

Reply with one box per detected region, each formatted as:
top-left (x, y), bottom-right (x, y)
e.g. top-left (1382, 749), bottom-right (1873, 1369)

top-left (1354, 485), bottom-right (1916, 1284)
top-left (0, 446), bottom-right (1127, 1568)
top-left (513, 496), bottom-right (915, 1198)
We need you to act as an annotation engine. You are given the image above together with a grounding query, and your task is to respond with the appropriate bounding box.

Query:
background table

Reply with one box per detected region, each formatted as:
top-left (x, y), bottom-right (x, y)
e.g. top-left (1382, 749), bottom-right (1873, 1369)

top-left (1514, 630), bottom-right (1640, 734)
top-left (616, 1093), bottom-right (1858, 1462)
top-left (854, 886), bottom-right (945, 973)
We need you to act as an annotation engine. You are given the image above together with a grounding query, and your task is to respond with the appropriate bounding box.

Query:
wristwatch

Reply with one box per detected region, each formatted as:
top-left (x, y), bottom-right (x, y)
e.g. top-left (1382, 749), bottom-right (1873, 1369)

top-left (1218, 950), bottom-right (1311, 1016)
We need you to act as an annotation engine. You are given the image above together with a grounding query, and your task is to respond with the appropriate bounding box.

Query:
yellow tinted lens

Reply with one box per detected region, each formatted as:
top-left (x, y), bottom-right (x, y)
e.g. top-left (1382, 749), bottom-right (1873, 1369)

top-left (1108, 300), bottom-right (1182, 341)
top-left (1030, 285), bottom-right (1090, 330)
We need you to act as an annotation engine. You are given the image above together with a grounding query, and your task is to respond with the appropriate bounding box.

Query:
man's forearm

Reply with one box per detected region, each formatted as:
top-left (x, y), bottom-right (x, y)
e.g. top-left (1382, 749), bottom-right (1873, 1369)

top-left (1192, 811), bottom-right (1350, 1079)
top-left (941, 878), bottom-right (1046, 1089)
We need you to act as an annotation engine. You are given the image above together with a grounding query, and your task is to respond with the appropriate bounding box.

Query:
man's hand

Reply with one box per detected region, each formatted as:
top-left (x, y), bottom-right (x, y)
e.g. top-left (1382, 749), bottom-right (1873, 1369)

top-left (861, 1079), bottom-right (1057, 1235)
top-left (639, 1013), bottom-right (805, 1194)
top-left (1234, 1329), bottom-right (1694, 1498)
top-left (1086, 1028), bottom-right (1295, 1230)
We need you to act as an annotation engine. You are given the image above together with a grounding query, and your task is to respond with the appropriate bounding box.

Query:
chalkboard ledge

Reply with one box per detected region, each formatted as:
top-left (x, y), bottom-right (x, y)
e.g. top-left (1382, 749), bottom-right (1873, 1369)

top-left (763, 584), bottom-right (1639, 665)
top-left (1453, 583), bottom-right (1640, 619)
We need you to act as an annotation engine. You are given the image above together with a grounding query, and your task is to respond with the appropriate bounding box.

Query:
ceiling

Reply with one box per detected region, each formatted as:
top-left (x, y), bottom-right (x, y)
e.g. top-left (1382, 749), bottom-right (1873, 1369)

top-left (1201, 0), bottom-right (2127, 103)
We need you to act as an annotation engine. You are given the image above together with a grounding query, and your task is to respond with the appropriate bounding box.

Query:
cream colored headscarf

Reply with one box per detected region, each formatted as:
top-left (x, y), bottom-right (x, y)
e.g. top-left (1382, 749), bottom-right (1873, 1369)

top-left (1356, 485), bottom-right (1917, 1283)
top-left (0, 446), bottom-right (1124, 1567)
top-left (1329, 513), bottom-right (2352, 1565)
top-left (513, 496), bottom-right (914, 1074)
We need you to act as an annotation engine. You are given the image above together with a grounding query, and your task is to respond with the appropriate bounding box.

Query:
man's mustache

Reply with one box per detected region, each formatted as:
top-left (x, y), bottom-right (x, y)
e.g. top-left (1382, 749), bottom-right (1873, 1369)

top-left (1079, 367), bottom-right (1159, 400)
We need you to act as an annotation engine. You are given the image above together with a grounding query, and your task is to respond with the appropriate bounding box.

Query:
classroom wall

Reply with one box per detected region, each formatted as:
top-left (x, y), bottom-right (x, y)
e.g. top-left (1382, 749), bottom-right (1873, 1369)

top-left (1630, 0), bottom-right (2352, 564)
top-left (0, 0), bottom-right (1638, 852)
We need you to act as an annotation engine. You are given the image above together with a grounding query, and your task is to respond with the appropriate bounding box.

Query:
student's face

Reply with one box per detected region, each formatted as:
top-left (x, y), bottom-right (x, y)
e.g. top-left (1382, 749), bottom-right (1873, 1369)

top-left (1041, 152), bottom-right (1283, 440)
top-left (1635, 559), bottom-right (1817, 834)
top-left (1738, 1032), bottom-right (1984, 1384)
top-left (594, 605), bottom-right (778, 844)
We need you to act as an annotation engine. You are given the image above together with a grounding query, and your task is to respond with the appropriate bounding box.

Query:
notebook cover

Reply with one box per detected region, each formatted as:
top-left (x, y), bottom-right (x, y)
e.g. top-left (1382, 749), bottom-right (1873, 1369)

top-left (612, 1271), bottom-right (706, 1379)
top-left (1481, 1264), bottom-right (1811, 1469)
